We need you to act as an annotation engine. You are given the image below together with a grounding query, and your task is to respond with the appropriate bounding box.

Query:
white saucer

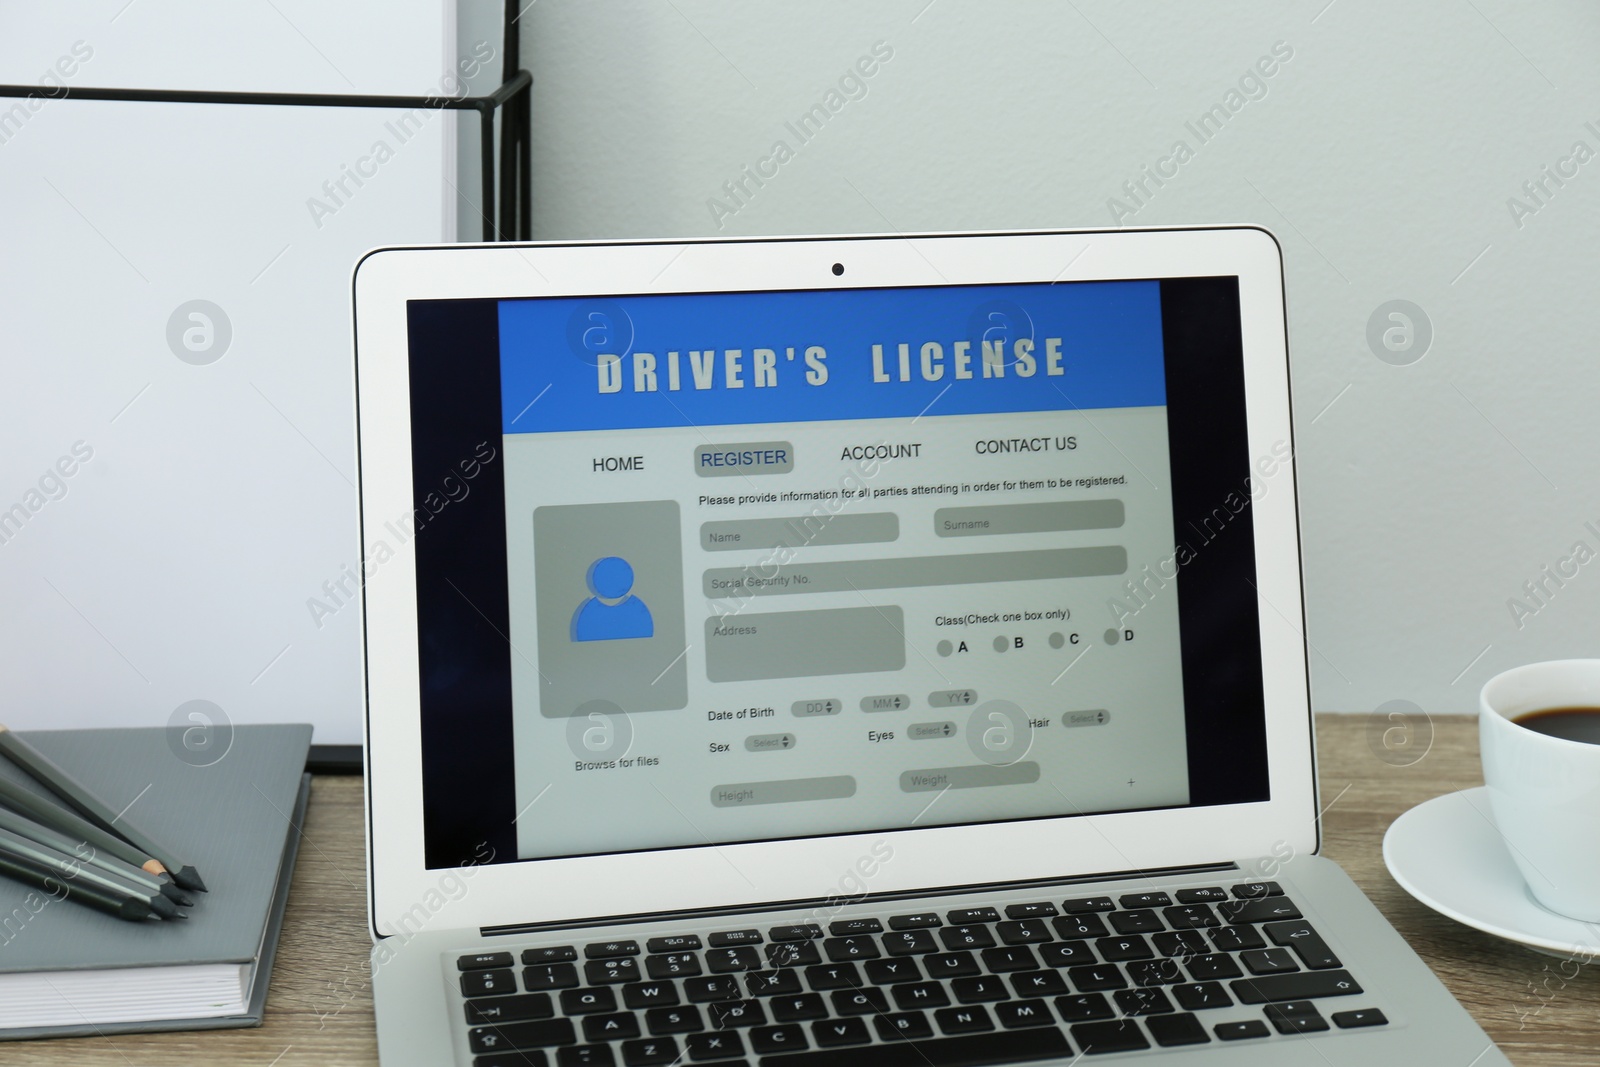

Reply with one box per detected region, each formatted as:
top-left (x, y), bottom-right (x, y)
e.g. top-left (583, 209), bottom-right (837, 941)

top-left (1383, 787), bottom-right (1600, 958)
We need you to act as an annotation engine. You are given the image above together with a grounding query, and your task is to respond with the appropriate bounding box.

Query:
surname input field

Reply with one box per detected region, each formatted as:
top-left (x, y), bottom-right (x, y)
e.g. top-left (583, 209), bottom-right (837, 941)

top-left (702, 545), bottom-right (1127, 597)
top-left (934, 499), bottom-right (1125, 537)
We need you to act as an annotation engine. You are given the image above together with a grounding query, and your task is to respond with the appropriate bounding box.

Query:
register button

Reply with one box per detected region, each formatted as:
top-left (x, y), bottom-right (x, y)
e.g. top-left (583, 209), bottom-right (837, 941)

top-left (694, 441), bottom-right (794, 477)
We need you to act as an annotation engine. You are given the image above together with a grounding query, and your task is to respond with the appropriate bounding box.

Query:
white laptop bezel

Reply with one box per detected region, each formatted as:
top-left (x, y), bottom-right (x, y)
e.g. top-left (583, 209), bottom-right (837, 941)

top-left (354, 228), bottom-right (1313, 940)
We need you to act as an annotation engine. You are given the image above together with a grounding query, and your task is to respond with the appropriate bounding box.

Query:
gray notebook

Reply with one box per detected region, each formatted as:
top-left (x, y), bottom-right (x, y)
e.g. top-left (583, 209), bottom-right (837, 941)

top-left (0, 724), bottom-right (312, 1040)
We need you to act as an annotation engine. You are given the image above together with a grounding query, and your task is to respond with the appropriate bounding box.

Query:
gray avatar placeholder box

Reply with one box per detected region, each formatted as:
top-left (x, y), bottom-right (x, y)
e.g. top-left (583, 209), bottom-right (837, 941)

top-left (533, 501), bottom-right (687, 716)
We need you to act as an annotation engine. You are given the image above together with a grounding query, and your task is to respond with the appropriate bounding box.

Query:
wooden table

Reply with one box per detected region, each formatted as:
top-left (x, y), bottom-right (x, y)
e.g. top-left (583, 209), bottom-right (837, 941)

top-left (9, 714), bottom-right (1594, 1065)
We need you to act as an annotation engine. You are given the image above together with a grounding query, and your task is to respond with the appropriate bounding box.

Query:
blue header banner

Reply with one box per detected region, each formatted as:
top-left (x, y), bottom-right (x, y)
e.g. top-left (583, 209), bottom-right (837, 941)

top-left (497, 280), bottom-right (1165, 433)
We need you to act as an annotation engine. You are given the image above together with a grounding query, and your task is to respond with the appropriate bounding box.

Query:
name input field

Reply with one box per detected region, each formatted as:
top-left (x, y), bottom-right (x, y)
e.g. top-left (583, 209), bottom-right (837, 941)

top-left (701, 512), bottom-right (899, 552)
top-left (702, 545), bottom-right (1127, 598)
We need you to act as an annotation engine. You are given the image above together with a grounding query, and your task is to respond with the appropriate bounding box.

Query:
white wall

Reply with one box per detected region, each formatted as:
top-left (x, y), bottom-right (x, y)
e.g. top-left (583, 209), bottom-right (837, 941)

top-left (519, 0), bottom-right (1600, 717)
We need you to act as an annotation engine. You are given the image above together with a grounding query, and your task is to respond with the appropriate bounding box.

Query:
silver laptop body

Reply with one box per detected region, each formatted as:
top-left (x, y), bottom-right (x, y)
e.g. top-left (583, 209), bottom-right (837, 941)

top-left (353, 229), bottom-right (1506, 1066)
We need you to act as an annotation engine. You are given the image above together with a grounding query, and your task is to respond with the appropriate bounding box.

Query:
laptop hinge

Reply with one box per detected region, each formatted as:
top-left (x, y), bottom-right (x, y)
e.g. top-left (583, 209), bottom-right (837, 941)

top-left (481, 860), bottom-right (1241, 938)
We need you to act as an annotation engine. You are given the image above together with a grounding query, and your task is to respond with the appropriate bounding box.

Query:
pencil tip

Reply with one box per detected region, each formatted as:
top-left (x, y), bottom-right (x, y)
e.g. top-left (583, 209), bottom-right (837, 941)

top-left (174, 866), bottom-right (208, 892)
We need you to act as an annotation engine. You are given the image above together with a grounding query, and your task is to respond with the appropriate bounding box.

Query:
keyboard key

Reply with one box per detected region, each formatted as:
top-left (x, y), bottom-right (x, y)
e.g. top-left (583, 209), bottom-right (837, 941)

top-left (1126, 959), bottom-right (1183, 986)
top-left (586, 958), bottom-right (640, 984)
top-left (996, 919), bottom-right (1053, 945)
top-left (766, 942), bottom-right (821, 968)
top-left (709, 930), bottom-right (762, 947)
top-left (1230, 881), bottom-right (1283, 899)
top-left (1113, 987), bottom-right (1174, 1016)
top-left (1061, 896), bottom-right (1115, 914)
top-left (1332, 1007), bottom-right (1388, 1028)
top-left (1038, 940), bottom-right (1095, 968)
top-left (1231, 969), bottom-right (1363, 1004)
top-left (1264, 920), bottom-right (1342, 969)
top-left (948, 907), bottom-right (1001, 924)
top-left (924, 951), bottom-right (980, 978)
top-left (620, 1037), bottom-right (679, 1066)
top-left (1095, 936), bottom-right (1153, 962)
top-left (1183, 954), bottom-right (1243, 981)
top-left (750, 1023), bottom-right (807, 1053)
top-left (684, 976), bottom-right (742, 1002)
top-left (1162, 904), bottom-right (1219, 930)
top-left (745, 969), bottom-right (803, 996)
top-left (981, 946), bottom-right (1039, 973)
top-left (706, 947), bottom-right (763, 973)
top-left (1067, 964), bottom-right (1126, 991)
top-left (768, 924), bottom-right (821, 942)
top-left (749, 1029), bottom-right (1071, 1066)
top-left (460, 951), bottom-right (514, 971)
top-left (475, 1051), bottom-right (549, 1067)
top-left (1108, 910), bottom-right (1163, 935)
top-left (524, 946), bottom-right (579, 964)
top-left (646, 953), bottom-right (701, 979)
top-left (823, 936), bottom-right (879, 962)
top-left (646, 935), bottom-right (700, 953)
top-left (940, 925), bottom-right (996, 950)
top-left (887, 912), bottom-right (942, 929)
top-left (684, 1029), bottom-right (745, 1060)
top-left (812, 1017), bottom-right (872, 1047)
top-left (1145, 1012), bottom-right (1209, 1047)
top-left (1053, 914), bottom-right (1108, 939)
top-left (1215, 1019), bottom-right (1270, 1040)
top-left (583, 1013), bottom-right (640, 1041)
top-left (585, 940), bottom-right (641, 959)
top-left (466, 993), bottom-right (554, 1024)
top-left (523, 964), bottom-right (580, 991)
top-left (560, 988), bottom-right (617, 1015)
top-left (1010, 970), bottom-right (1069, 997)
top-left (1151, 931), bottom-right (1208, 958)
top-left (622, 982), bottom-right (680, 1010)
top-left (893, 981), bottom-right (951, 1010)
top-left (935, 1005), bottom-right (995, 1035)
top-left (462, 969), bottom-right (517, 997)
top-left (708, 999), bottom-right (765, 1028)
top-left (469, 1019), bottom-right (576, 1053)
top-left (1054, 992), bottom-right (1114, 1022)
top-left (882, 930), bottom-right (939, 956)
top-left (1174, 887), bottom-right (1228, 904)
top-left (874, 1011), bottom-right (933, 1041)
top-left (1069, 1018), bottom-right (1149, 1054)
top-left (1004, 902), bottom-right (1058, 920)
top-left (557, 1045), bottom-right (614, 1067)
top-left (1171, 982), bottom-right (1231, 1011)
top-left (1119, 892), bottom-right (1172, 909)
top-left (770, 993), bottom-right (827, 1022)
top-left (803, 963), bottom-right (861, 989)
top-left (994, 998), bottom-right (1052, 1028)
top-left (832, 988), bottom-right (891, 1015)
top-left (644, 1005), bottom-right (702, 1035)
top-left (827, 919), bottom-right (882, 936)
top-left (1266, 1001), bottom-right (1329, 1034)
top-left (951, 975), bottom-right (1010, 1003)
top-left (1240, 948), bottom-right (1299, 975)
top-left (864, 958), bottom-right (922, 984)
top-left (1218, 898), bottom-right (1302, 924)
top-left (1208, 925), bottom-right (1266, 952)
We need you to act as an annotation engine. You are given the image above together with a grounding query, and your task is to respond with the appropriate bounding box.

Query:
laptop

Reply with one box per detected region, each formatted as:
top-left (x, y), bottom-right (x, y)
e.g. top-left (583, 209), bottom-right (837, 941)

top-left (353, 228), bottom-right (1507, 1066)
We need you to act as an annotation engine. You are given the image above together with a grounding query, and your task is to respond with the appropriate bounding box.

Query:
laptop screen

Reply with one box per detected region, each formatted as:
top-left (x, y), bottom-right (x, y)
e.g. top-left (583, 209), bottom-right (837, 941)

top-left (400, 276), bottom-right (1272, 870)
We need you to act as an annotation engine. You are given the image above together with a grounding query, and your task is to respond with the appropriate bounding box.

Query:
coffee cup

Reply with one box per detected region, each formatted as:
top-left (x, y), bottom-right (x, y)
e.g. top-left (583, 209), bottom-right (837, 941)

top-left (1479, 659), bottom-right (1600, 922)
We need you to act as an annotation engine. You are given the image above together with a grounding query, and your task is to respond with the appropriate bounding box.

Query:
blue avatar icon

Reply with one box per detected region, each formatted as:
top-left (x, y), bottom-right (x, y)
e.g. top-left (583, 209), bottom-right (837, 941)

top-left (571, 556), bottom-right (654, 642)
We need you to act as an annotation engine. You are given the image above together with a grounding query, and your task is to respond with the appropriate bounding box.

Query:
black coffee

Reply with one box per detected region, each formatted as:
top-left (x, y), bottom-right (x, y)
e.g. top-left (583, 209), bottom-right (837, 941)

top-left (1512, 707), bottom-right (1600, 745)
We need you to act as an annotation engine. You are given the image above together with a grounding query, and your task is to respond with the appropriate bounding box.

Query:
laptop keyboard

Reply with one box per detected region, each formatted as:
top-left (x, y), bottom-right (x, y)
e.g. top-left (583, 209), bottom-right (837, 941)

top-left (456, 881), bottom-right (1389, 1065)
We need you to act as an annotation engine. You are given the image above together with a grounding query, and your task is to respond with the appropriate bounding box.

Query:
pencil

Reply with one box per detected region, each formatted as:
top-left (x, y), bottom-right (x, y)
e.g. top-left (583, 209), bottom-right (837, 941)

top-left (0, 772), bottom-right (171, 881)
top-left (0, 846), bottom-right (156, 923)
top-left (0, 825), bottom-right (182, 919)
top-left (0, 726), bottom-right (206, 892)
top-left (0, 804), bottom-right (194, 906)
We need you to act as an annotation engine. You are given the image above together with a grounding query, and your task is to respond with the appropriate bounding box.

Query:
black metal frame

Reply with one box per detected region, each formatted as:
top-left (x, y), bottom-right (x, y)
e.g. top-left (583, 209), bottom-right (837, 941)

top-left (0, 22), bottom-right (531, 241)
